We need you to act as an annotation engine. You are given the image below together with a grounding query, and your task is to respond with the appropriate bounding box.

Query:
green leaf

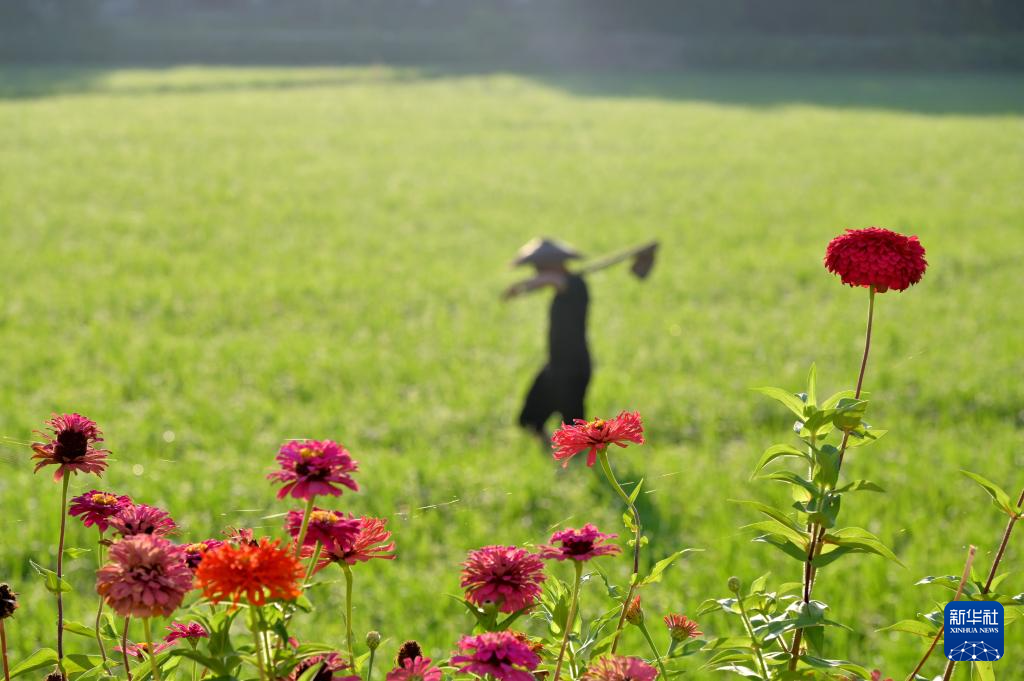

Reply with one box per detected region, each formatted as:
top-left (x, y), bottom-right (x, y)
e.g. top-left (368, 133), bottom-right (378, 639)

top-left (814, 527), bottom-right (903, 568)
top-left (28, 560), bottom-right (72, 594)
top-left (821, 389), bottom-right (858, 410)
top-left (961, 471), bottom-right (1019, 517)
top-left (743, 520), bottom-right (808, 549)
top-left (171, 649), bottom-right (231, 676)
top-left (63, 621), bottom-right (97, 638)
top-left (833, 398), bottom-right (868, 430)
top-left (9, 649), bottom-right (58, 679)
top-left (640, 549), bottom-right (699, 586)
top-left (812, 445), bottom-right (841, 489)
top-left (834, 480), bottom-right (885, 494)
top-left (845, 425), bottom-right (887, 448)
top-left (628, 478), bottom-right (645, 504)
top-left (759, 471), bottom-right (820, 499)
top-left (753, 386), bottom-right (807, 418)
top-left (972, 660), bottom-right (995, 681)
top-left (752, 533), bottom-right (809, 562)
top-left (734, 500), bottom-right (807, 537)
top-left (63, 547), bottom-right (92, 559)
top-left (877, 619), bottom-right (937, 638)
top-left (806, 364), bottom-right (818, 408)
top-left (753, 444), bottom-right (809, 476)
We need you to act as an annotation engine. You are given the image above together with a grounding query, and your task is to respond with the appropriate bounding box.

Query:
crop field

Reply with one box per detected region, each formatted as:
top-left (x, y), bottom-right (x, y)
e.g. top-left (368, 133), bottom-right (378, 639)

top-left (1, 66), bottom-right (1023, 676)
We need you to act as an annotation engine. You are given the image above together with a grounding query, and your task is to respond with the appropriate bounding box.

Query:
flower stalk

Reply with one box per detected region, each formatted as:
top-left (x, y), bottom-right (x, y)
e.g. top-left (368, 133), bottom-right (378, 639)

top-left (293, 497), bottom-right (316, 559)
top-left (56, 475), bottom-right (70, 672)
top-left (1, 621), bottom-right (10, 681)
top-left (636, 620), bottom-right (669, 680)
top-left (143, 618), bottom-right (161, 681)
top-left (121, 617), bottom-right (133, 681)
top-left (343, 564), bottom-right (356, 669)
top-left (552, 561), bottom-right (583, 681)
top-left (597, 451), bottom-right (642, 654)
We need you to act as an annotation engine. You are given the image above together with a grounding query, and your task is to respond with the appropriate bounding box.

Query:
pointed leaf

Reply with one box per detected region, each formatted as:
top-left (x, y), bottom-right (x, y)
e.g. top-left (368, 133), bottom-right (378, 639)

top-left (640, 549), bottom-right (699, 586)
top-left (961, 471), bottom-right (1018, 517)
top-left (8, 649), bottom-right (59, 679)
top-left (753, 444), bottom-right (809, 476)
top-left (753, 386), bottom-right (807, 418)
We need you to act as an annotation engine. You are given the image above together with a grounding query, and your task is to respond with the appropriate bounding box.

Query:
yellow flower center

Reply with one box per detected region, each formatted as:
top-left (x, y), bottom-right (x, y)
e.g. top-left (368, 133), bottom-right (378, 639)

top-left (91, 493), bottom-right (118, 505)
top-left (311, 510), bottom-right (340, 524)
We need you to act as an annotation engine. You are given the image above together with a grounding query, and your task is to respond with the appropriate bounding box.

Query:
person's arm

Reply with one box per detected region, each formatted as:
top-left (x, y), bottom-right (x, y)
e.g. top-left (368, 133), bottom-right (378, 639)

top-left (502, 271), bottom-right (569, 300)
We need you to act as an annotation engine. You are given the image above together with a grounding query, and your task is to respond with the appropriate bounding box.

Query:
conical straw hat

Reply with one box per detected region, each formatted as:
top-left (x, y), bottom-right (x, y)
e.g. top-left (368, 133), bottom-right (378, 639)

top-left (512, 237), bottom-right (582, 267)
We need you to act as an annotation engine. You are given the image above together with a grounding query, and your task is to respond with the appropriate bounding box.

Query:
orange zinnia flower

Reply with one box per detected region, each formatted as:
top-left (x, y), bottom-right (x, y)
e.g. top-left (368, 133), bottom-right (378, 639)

top-left (195, 538), bottom-right (303, 606)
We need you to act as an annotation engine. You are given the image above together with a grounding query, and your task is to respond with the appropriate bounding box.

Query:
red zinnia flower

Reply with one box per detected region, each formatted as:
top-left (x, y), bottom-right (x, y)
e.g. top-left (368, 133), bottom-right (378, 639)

top-left (451, 632), bottom-right (541, 681)
top-left (164, 621), bottom-right (208, 643)
top-left (96, 535), bottom-right (193, 618)
top-left (582, 656), bottom-right (659, 681)
top-left (290, 653), bottom-right (360, 681)
top-left (663, 613), bottom-right (702, 641)
top-left (31, 413), bottom-right (110, 481)
top-left (460, 545), bottom-right (545, 614)
top-left (268, 439), bottom-right (359, 500)
top-left (109, 503), bottom-right (177, 538)
top-left (195, 538), bottom-right (304, 606)
top-left (314, 516), bottom-right (396, 570)
top-left (824, 227), bottom-right (927, 292)
top-left (286, 507), bottom-right (362, 552)
top-left (386, 656), bottom-right (442, 681)
top-left (69, 490), bottom-right (132, 533)
top-left (182, 540), bottom-right (224, 570)
top-left (551, 411), bottom-right (644, 468)
top-left (539, 524), bottom-right (621, 562)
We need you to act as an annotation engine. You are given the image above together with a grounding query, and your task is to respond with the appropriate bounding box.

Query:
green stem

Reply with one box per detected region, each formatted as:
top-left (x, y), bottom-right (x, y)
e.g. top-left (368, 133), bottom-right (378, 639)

top-left (637, 620), bottom-right (669, 680)
top-left (143, 618), bottom-right (161, 681)
top-left (56, 476), bottom-right (70, 673)
top-left (121, 617), bottom-right (133, 681)
top-left (251, 609), bottom-right (267, 681)
top-left (553, 561), bottom-right (584, 681)
top-left (1, 621), bottom-right (10, 681)
top-left (94, 537), bottom-right (109, 669)
top-left (736, 593), bottom-right (770, 680)
top-left (293, 497), bottom-right (317, 559)
top-left (343, 565), bottom-right (356, 669)
top-left (304, 542), bottom-right (323, 586)
top-left (190, 642), bottom-right (198, 681)
top-left (597, 451), bottom-right (642, 655)
top-left (366, 648), bottom-right (376, 681)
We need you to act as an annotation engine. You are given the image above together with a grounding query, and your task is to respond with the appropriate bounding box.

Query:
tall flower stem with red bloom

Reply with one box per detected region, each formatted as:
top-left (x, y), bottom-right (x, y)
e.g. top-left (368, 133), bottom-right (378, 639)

top-left (292, 497), bottom-right (316, 560)
top-left (121, 617), bottom-right (133, 681)
top-left (142, 618), bottom-right (162, 681)
top-left (552, 560), bottom-right (583, 681)
top-left (342, 565), bottom-right (355, 669)
top-left (597, 452), bottom-right (642, 654)
top-left (55, 475), bottom-right (69, 672)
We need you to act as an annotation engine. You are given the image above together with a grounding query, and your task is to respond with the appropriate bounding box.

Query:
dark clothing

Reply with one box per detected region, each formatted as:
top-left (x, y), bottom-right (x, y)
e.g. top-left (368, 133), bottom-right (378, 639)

top-left (519, 274), bottom-right (592, 431)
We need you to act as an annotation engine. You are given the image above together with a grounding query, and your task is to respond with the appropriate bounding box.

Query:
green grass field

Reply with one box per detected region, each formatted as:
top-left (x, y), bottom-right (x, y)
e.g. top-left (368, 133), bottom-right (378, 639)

top-left (1, 66), bottom-right (1023, 678)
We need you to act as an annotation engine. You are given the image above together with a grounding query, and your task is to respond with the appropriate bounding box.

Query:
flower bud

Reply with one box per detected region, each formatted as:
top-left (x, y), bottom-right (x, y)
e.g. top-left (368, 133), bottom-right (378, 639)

top-left (727, 576), bottom-right (741, 593)
top-left (0, 583), bottom-right (17, 620)
top-left (624, 595), bottom-right (643, 625)
top-left (365, 631), bottom-right (381, 651)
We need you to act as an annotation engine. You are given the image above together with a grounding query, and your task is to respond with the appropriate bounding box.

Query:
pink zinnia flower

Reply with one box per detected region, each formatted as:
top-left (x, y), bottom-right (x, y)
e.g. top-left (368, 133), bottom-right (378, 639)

top-left (109, 503), bottom-right (177, 538)
top-left (386, 657), bottom-right (441, 681)
top-left (286, 507), bottom-right (362, 552)
top-left (69, 490), bottom-right (132, 533)
top-left (582, 656), bottom-right (659, 681)
top-left (290, 653), bottom-right (360, 681)
top-left (183, 539), bottom-right (224, 570)
top-left (539, 524), bottom-right (621, 562)
top-left (268, 439), bottom-right (359, 500)
top-left (31, 413), bottom-right (110, 481)
top-left (824, 227), bottom-right (927, 293)
top-left (451, 632), bottom-right (541, 681)
top-left (461, 545), bottom-right (545, 613)
top-left (314, 516), bottom-right (396, 570)
top-left (551, 411), bottom-right (645, 468)
top-left (96, 535), bottom-right (193, 618)
top-left (165, 621), bottom-right (208, 643)
top-left (224, 526), bottom-right (259, 547)
top-left (663, 614), bottom-right (702, 641)
top-left (114, 641), bottom-right (172, 658)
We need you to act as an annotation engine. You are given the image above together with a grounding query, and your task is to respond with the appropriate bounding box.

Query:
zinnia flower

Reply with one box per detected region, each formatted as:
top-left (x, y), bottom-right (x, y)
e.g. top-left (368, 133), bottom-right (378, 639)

top-left (109, 503), bottom-right (177, 538)
top-left (551, 411), bottom-right (644, 468)
top-left (69, 490), bottom-right (132, 533)
top-left (183, 539), bottom-right (224, 570)
top-left (195, 538), bottom-right (303, 606)
top-left (663, 614), bottom-right (702, 641)
top-left (286, 507), bottom-right (362, 552)
top-left (115, 641), bottom-right (172, 658)
top-left (96, 535), bottom-right (193, 618)
top-left (0, 583), bottom-right (17, 619)
top-left (460, 545), bottom-right (545, 613)
top-left (451, 632), bottom-right (541, 681)
top-left (268, 439), bottom-right (359, 500)
top-left (31, 413), bottom-right (110, 481)
top-left (582, 656), bottom-right (659, 681)
top-left (314, 516), bottom-right (395, 570)
top-left (224, 526), bottom-right (258, 547)
top-left (539, 524), bottom-right (621, 562)
top-left (165, 621), bottom-right (208, 643)
top-left (824, 227), bottom-right (927, 292)
top-left (290, 653), bottom-right (360, 681)
top-left (386, 656), bottom-right (441, 681)
top-left (624, 595), bottom-right (643, 625)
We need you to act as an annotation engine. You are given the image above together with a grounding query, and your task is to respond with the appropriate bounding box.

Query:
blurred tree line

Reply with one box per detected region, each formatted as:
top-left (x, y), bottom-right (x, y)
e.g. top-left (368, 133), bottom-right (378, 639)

top-left (3, 0), bottom-right (1024, 68)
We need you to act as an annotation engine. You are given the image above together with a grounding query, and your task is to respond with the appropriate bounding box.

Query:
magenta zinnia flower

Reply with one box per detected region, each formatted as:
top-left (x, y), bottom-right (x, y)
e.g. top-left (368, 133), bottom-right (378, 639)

top-left (290, 653), bottom-right (360, 681)
top-left (69, 490), bottom-right (132, 533)
top-left (31, 413), bottom-right (110, 481)
top-left (461, 545), bottom-right (545, 613)
top-left (109, 503), bottom-right (177, 538)
top-left (96, 535), bottom-right (193, 618)
top-left (386, 657), bottom-right (441, 681)
top-left (551, 411), bottom-right (645, 468)
top-left (314, 516), bottom-right (396, 570)
top-left (183, 540), bottom-right (224, 570)
top-left (539, 524), bottom-right (621, 562)
top-left (115, 641), bottom-right (172, 658)
top-left (286, 507), bottom-right (362, 552)
top-left (451, 632), bottom-right (541, 681)
top-left (582, 656), bottom-right (658, 681)
top-left (164, 621), bottom-right (208, 643)
top-left (268, 439), bottom-right (359, 500)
